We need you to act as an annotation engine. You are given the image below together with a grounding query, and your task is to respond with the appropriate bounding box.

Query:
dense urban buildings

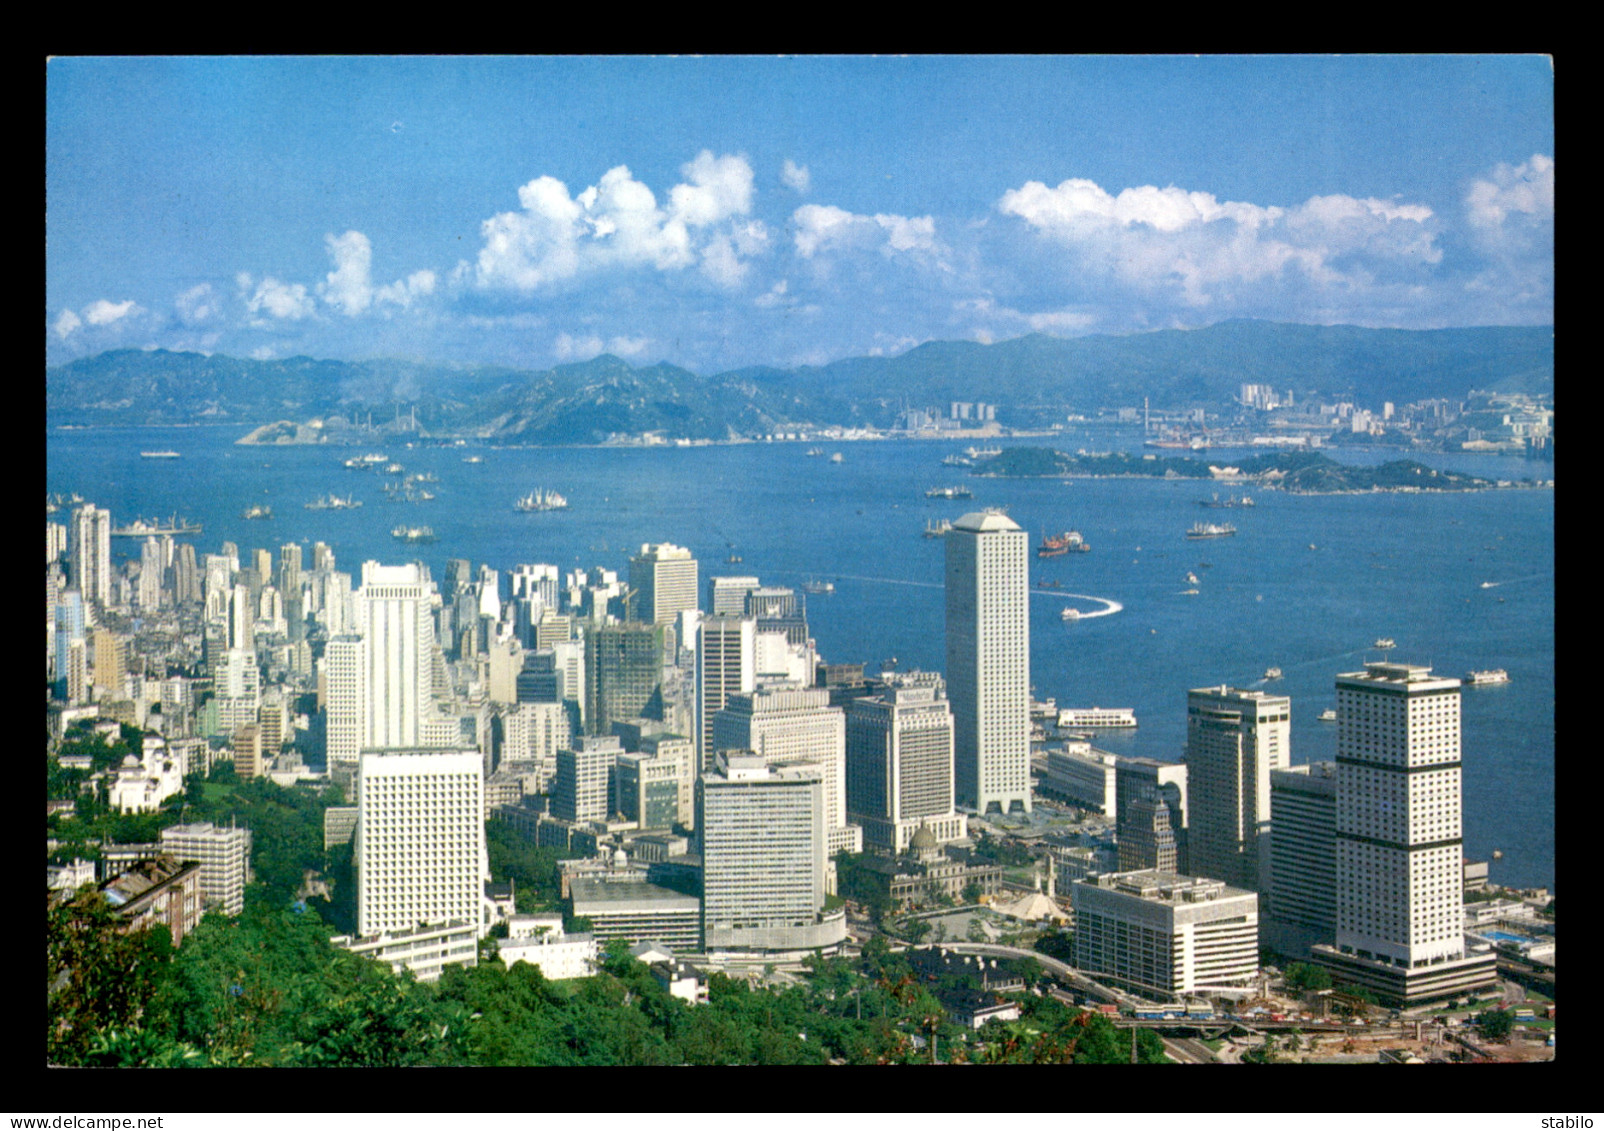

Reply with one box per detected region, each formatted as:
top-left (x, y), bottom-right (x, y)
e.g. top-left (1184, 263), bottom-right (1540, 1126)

top-left (629, 542), bottom-right (698, 628)
top-left (1310, 663), bottom-right (1498, 1004)
top-left (944, 510), bottom-right (1031, 815)
top-left (843, 671), bottom-right (966, 853)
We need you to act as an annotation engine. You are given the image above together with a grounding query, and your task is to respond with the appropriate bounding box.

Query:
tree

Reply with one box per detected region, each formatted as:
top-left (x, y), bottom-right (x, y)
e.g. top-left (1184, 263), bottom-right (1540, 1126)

top-left (962, 880), bottom-right (984, 905)
top-left (1283, 962), bottom-right (1332, 992)
top-left (47, 890), bottom-right (173, 1065)
top-left (1475, 1008), bottom-right (1515, 1041)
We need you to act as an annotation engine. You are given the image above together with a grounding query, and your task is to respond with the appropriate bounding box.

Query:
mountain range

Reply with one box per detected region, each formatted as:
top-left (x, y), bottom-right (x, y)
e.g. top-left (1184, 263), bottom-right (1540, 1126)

top-left (45, 320), bottom-right (1554, 443)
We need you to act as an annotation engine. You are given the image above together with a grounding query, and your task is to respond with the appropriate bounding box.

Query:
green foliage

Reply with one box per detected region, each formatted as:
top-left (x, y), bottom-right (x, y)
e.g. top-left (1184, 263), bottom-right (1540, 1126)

top-left (47, 890), bottom-right (174, 1065)
top-left (1475, 1008), bottom-right (1515, 1040)
top-left (1283, 962), bottom-right (1333, 992)
top-left (484, 819), bottom-right (580, 913)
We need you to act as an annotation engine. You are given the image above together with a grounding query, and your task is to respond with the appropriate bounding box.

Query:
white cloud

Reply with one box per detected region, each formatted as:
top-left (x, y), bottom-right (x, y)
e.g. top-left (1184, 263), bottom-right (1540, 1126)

top-left (755, 278), bottom-right (790, 308)
top-left (476, 153), bottom-right (761, 293)
top-left (553, 332), bottom-right (605, 361)
top-left (240, 274), bottom-right (316, 321)
top-left (250, 345), bottom-right (276, 361)
top-left (782, 159), bottom-right (811, 194)
top-left (1466, 154), bottom-right (1554, 231)
top-left (83, 298), bottom-right (143, 326)
top-left (175, 284), bottom-right (219, 326)
top-left (793, 203), bottom-right (942, 260)
top-left (53, 309), bottom-right (82, 339)
top-left (607, 335), bottom-right (650, 359)
top-left (321, 230), bottom-right (374, 316)
top-left (375, 269), bottom-right (438, 310)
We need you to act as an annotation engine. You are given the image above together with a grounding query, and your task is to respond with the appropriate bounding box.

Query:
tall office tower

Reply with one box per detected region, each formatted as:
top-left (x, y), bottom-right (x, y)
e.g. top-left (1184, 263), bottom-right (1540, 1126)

top-left (204, 555), bottom-right (233, 623)
top-left (353, 561), bottom-right (445, 751)
top-left (1115, 757), bottom-right (1189, 873)
top-left (630, 543), bottom-right (698, 627)
top-left (220, 541), bottom-right (240, 575)
top-left (53, 589), bottom-right (86, 698)
top-left (214, 648), bottom-right (262, 735)
top-left (66, 638), bottom-right (90, 705)
top-left (477, 565), bottom-right (501, 623)
top-left (844, 671), bottom-right (967, 854)
top-left (510, 563), bottom-right (560, 610)
top-left (318, 571), bottom-right (353, 636)
top-left (231, 722), bottom-right (263, 780)
top-left (486, 638), bottom-right (523, 706)
top-left (695, 615), bottom-right (755, 770)
top-left (445, 558), bottom-right (472, 596)
top-left (354, 749), bottom-right (488, 942)
top-left (257, 691), bottom-right (288, 764)
top-left (173, 543), bottom-right (200, 605)
top-left (552, 734), bottom-right (622, 823)
top-left (137, 538), bottom-right (164, 612)
top-left (278, 543), bottom-right (304, 598)
top-left (753, 630), bottom-right (819, 689)
top-left (585, 621), bottom-right (670, 736)
top-left (251, 548), bottom-right (272, 588)
top-left (616, 745), bottom-right (688, 830)
top-left (93, 629), bottom-right (127, 700)
top-left (159, 822), bottom-right (254, 916)
top-left (257, 585), bottom-right (286, 638)
top-left (1185, 686), bottom-right (1291, 890)
top-left (639, 733), bottom-right (697, 830)
top-left (697, 751), bottom-right (844, 952)
top-left (47, 520), bottom-right (68, 566)
top-left (229, 584), bottom-right (255, 651)
top-left (324, 636), bottom-right (363, 777)
top-left (312, 541), bottom-right (335, 574)
top-left (1265, 762), bottom-right (1338, 956)
top-left (1311, 663), bottom-right (1496, 1004)
top-left (746, 587), bottom-right (808, 646)
top-left (944, 511), bottom-right (1031, 814)
top-left (70, 504), bottom-right (112, 606)
top-left (709, 575), bottom-right (761, 616)
top-left (713, 686), bottom-right (858, 854)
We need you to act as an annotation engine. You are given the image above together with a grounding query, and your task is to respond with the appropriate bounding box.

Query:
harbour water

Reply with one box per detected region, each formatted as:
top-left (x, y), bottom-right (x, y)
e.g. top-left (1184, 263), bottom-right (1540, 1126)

top-left (47, 425), bottom-right (1556, 889)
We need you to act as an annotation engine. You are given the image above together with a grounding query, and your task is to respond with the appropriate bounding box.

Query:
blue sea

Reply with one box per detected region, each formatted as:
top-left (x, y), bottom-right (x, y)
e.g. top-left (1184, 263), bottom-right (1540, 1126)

top-left (47, 425), bottom-right (1556, 890)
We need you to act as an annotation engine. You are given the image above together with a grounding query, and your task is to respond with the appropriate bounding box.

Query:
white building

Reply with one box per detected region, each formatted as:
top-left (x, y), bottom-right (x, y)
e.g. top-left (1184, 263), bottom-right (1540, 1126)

top-left (354, 750), bottom-right (490, 960)
top-left (1038, 742), bottom-right (1119, 817)
top-left (552, 735), bottom-right (621, 823)
top-left (630, 542), bottom-right (699, 628)
top-left (1072, 870), bottom-right (1260, 999)
top-left (331, 921), bottom-right (480, 984)
top-left (1311, 662), bottom-right (1497, 1004)
top-left (843, 673), bottom-right (967, 854)
top-left (708, 575), bottom-right (761, 616)
top-left (695, 615), bottom-right (755, 770)
top-left (1185, 685), bottom-right (1290, 892)
top-left (70, 504), bottom-right (112, 607)
top-left (496, 914), bottom-right (598, 980)
top-left (697, 751), bottom-right (846, 953)
top-left (712, 686), bottom-right (860, 855)
top-left (107, 735), bottom-right (185, 814)
top-left (159, 822), bottom-right (254, 916)
top-left (945, 510), bottom-right (1031, 814)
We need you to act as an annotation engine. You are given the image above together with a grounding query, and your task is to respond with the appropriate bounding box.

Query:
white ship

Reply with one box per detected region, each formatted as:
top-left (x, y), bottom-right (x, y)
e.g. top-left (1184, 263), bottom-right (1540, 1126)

top-left (1466, 669), bottom-right (1510, 685)
top-left (515, 488), bottom-right (569, 512)
top-left (1375, 637), bottom-right (1396, 650)
top-left (1055, 707), bottom-right (1136, 729)
top-left (1318, 708), bottom-right (1338, 722)
top-left (1264, 667), bottom-right (1283, 680)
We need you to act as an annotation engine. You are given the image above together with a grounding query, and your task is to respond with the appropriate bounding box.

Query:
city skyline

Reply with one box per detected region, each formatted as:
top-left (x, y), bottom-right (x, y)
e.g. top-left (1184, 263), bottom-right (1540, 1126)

top-left (48, 56), bottom-right (1553, 373)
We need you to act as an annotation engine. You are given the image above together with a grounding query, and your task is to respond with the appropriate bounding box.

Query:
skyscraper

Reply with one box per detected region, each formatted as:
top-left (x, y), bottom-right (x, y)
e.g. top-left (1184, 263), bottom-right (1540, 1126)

top-left (552, 734), bottom-right (621, 823)
top-left (708, 575), bottom-right (761, 616)
top-left (354, 561), bottom-right (443, 750)
top-left (945, 510), bottom-right (1031, 814)
top-left (1115, 756), bottom-right (1189, 873)
top-left (1264, 761), bottom-right (1337, 957)
top-left (1310, 662), bottom-right (1496, 1004)
top-left (695, 615), bottom-right (755, 770)
top-left (697, 751), bottom-right (845, 952)
top-left (1185, 685), bottom-right (1290, 890)
top-left (70, 503), bottom-right (111, 606)
top-left (585, 621), bottom-right (670, 736)
top-left (630, 543), bottom-right (698, 627)
top-left (843, 671), bottom-right (966, 853)
top-left (354, 749), bottom-right (488, 941)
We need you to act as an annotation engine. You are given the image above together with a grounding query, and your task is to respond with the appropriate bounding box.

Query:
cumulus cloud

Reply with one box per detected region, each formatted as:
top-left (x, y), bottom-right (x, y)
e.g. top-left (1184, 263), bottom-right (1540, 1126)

top-left (83, 298), bottom-right (143, 326)
top-left (376, 269), bottom-right (437, 309)
top-left (53, 309), bottom-right (82, 339)
top-left (321, 230), bottom-right (374, 316)
top-left (475, 152), bottom-right (763, 294)
top-left (552, 332), bottom-right (652, 362)
top-left (175, 284), bottom-right (219, 326)
top-left (997, 175), bottom-right (1443, 310)
top-left (239, 273), bottom-right (316, 321)
top-left (782, 159), bottom-right (811, 194)
top-left (1466, 154), bottom-right (1554, 231)
top-left (792, 203), bottom-right (942, 260)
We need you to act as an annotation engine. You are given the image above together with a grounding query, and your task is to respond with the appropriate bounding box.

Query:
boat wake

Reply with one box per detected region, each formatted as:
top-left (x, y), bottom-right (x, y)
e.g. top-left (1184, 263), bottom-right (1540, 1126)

top-left (1052, 592), bottom-right (1122, 619)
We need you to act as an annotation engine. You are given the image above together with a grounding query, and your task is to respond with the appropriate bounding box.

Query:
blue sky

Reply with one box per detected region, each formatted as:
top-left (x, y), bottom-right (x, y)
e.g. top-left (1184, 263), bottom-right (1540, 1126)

top-left (47, 55), bottom-right (1553, 373)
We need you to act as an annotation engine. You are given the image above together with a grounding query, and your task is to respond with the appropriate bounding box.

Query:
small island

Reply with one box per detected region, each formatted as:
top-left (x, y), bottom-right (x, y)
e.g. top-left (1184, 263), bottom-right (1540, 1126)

top-left (973, 447), bottom-right (1539, 494)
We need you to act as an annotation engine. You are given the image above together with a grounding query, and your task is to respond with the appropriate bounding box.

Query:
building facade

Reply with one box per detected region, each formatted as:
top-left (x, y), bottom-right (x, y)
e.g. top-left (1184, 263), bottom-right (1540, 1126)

top-left (843, 674), bottom-right (966, 854)
top-left (694, 615), bottom-right (755, 770)
top-left (1185, 685), bottom-right (1290, 891)
top-left (629, 543), bottom-right (698, 627)
top-left (1264, 761), bottom-right (1337, 958)
top-left (159, 822), bottom-right (254, 917)
top-left (945, 511), bottom-right (1031, 814)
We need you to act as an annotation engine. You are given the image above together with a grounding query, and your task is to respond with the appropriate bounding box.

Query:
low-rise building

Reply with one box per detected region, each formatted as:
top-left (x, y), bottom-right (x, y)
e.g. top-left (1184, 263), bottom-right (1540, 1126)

top-left (331, 920), bottom-right (480, 983)
top-left (99, 854), bottom-right (204, 946)
top-left (106, 735), bottom-right (185, 814)
top-left (569, 875), bottom-right (702, 952)
top-left (496, 915), bottom-right (598, 981)
top-left (159, 822), bottom-right (254, 916)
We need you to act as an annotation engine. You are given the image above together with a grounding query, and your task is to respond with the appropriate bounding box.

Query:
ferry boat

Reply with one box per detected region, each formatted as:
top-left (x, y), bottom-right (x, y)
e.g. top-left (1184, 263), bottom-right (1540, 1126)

top-left (1198, 493), bottom-right (1254, 508)
top-left (1264, 667), bottom-right (1283, 680)
top-left (923, 518), bottom-right (953, 538)
top-left (514, 489), bottom-right (569, 512)
top-left (1037, 531), bottom-right (1089, 558)
top-left (241, 505), bottom-right (273, 520)
top-left (830, 453), bottom-right (843, 463)
top-left (139, 450), bottom-right (181, 459)
top-left (1374, 638), bottom-right (1396, 650)
top-left (802, 579), bottom-right (835, 594)
top-left (1055, 707), bottom-right (1137, 729)
top-left (925, 486), bottom-right (973, 499)
top-left (1466, 669), bottom-right (1510, 686)
top-left (306, 494), bottom-right (362, 510)
top-left (391, 524), bottom-right (437, 544)
top-left (1318, 708), bottom-right (1338, 722)
top-left (1061, 607), bottom-right (1081, 622)
top-left (111, 516), bottom-right (202, 536)
top-left (1186, 522), bottom-right (1237, 539)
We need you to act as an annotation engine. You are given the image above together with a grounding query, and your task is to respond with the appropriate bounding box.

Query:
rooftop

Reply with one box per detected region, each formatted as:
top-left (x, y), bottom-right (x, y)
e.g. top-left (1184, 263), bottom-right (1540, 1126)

top-left (952, 510), bottom-right (1020, 533)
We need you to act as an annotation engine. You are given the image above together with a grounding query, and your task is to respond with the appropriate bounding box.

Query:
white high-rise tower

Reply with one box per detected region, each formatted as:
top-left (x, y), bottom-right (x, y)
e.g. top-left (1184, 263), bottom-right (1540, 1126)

top-left (70, 504), bottom-right (112, 606)
top-left (1310, 662), bottom-right (1496, 1004)
top-left (945, 510), bottom-right (1031, 814)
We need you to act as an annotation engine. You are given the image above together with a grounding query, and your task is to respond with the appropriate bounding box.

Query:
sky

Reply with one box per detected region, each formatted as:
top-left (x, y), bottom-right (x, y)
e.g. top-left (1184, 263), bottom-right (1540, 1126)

top-left (46, 55), bottom-right (1554, 374)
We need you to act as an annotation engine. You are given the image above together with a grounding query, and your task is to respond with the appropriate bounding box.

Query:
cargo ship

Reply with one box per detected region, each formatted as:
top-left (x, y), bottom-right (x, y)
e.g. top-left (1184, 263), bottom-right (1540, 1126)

top-left (515, 489), bottom-right (569, 512)
top-left (925, 486), bottom-right (973, 499)
top-left (111, 516), bottom-right (202, 536)
top-left (391, 524), bottom-right (437, 544)
top-left (140, 450), bottom-right (181, 459)
top-left (1037, 531), bottom-right (1089, 557)
top-left (1186, 522), bottom-right (1237, 539)
top-left (924, 518), bottom-right (952, 538)
top-left (802, 579), bottom-right (835, 594)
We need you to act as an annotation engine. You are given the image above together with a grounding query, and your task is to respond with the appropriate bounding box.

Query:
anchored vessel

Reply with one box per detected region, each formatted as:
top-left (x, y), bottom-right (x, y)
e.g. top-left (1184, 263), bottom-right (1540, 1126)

top-left (1037, 531), bottom-right (1089, 557)
top-left (111, 516), bottom-right (202, 536)
top-left (140, 450), bottom-right (181, 459)
top-left (1056, 707), bottom-right (1137, 729)
top-left (925, 485), bottom-right (973, 499)
top-left (802, 579), bottom-right (835, 594)
top-left (1198, 493), bottom-right (1254, 508)
top-left (924, 518), bottom-right (953, 538)
top-left (306, 494), bottom-right (362, 510)
top-left (1186, 522), bottom-right (1237, 539)
top-left (515, 489), bottom-right (569, 512)
top-left (391, 524), bottom-right (437, 544)
top-left (241, 505), bottom-right (273, 520)
top-left (1466, 669), bottom-right (1510, 685)
top-left (1264, 666), bottom-right (1283, 680)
